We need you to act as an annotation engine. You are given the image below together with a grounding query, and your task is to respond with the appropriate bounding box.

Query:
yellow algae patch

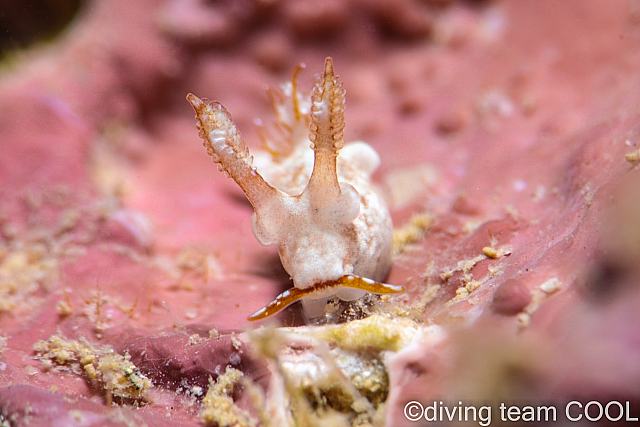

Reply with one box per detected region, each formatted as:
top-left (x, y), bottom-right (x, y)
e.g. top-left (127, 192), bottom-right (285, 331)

top-left (392, 213), bottom-right (433, 257)
top-left (0, 247), bottom-right (58, 314)
top-left (517, 278), bottom-right (562, 328)
top-left (314, 315), bottom-right (418, 353)
top-left (625, 148), bottom-right (640, 165)
top-left (444, 246), bottom-right (510, 306)
top-left (34, 334), bottom-right (152, 402)
top-left (201, 366), bottom-right (257, 427)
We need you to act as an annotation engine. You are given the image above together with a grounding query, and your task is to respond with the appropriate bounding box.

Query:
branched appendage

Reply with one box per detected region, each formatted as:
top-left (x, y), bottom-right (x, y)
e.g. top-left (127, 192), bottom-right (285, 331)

top-left (307, 57), bottom-right (346, 202)
top-left (187, 94), bottom-right (280, 211)
top-left (258, 64), bottom-right (309, 159)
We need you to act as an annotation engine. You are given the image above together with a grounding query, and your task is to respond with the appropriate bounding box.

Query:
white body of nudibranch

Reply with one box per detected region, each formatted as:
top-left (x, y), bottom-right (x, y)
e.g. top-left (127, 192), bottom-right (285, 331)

top-left (187, 57), bottom-right (402, 322)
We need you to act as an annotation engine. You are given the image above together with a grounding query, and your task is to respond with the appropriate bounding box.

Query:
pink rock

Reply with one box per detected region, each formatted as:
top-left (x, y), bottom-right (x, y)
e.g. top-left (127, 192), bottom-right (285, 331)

top-left (491, 279), bottom-right (531, 316)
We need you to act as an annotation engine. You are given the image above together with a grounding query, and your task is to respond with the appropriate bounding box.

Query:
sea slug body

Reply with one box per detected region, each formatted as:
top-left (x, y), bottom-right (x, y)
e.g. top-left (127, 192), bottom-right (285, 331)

top-left (187, 57), bottom-right (401, 322)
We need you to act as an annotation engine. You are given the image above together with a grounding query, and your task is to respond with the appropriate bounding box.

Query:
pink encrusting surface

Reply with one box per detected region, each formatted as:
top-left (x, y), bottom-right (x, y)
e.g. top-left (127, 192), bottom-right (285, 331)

top-left (1, 0), bottom-right (640, 425)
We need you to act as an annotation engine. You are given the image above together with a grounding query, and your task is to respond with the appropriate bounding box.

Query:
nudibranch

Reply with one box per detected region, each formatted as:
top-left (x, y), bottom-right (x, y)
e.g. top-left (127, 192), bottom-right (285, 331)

top-left (187, 57), bottom-right (402, 322)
